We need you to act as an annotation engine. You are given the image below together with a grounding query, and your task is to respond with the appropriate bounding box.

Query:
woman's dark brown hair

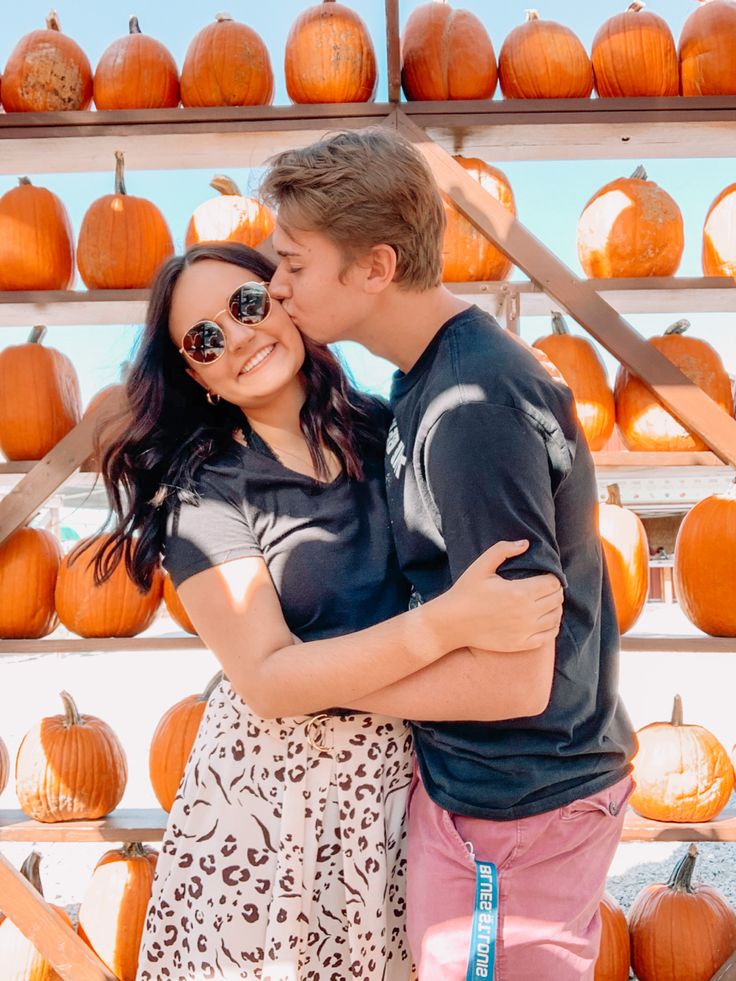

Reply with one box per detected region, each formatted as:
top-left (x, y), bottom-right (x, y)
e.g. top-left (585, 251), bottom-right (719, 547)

top-left (96, 243), bottom-right (388, 591)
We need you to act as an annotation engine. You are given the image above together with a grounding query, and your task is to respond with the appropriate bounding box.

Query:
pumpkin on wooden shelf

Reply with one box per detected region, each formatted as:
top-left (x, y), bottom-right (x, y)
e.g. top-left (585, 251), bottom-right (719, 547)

top-left (55, 534), bottom-right (163, 638)
top-left (679, 0), bottom-right (736, 97)
top-left (614, 319), bottom-right (733, 452)
top-left (629, 844), bottom-right (736, 981)
top-left (702, 182), bottom-right (736, 277)
top-left (180, 13), bottom-right (273, 107)
top-left (0, 178), bottom-right (75, 291)
top-left (1, 11), bottom-right (92, 112)
top-left (149, 672), bottom-right (223, 811)
top-left (577, 165), bottom-right (684, 278)
top-left (674, 479), bottom-right (736, 636)
top-left (285, 0), bottom-right (377, 104)
top-left (0, 326), bottom-right (81, 461)
top-left (592, 1), bottom-right (678, 97)
top-left (442, 157), bottom-right (515, 282)
top-left (185, 176), bottom-right (275, 250)
top-left (498, 10), bottom-right (593, 99)
top-left (94, 15), bottom-right (179, 110)
top-left (629, 694), bottom-right (734, 823)
top-left (162, 573), bottom-right (197, 635)
top-left (77, 151), bottom-right (174, 290)
top-left (15, 691), bottom-right (128, 822)
top-left (0, 852), bottom-right (73, 980)
top-left (599, 483), bottom-right (649, 634)
top-left (81, 369), bottom-right (130, 473)
top-left (78, 842), bottom-right (158, 981)
top-left (400, 0), bottom-right (497, 101)
top-left (0, 735), bottom-right (8, 796)
top-left (533, 311), bottom-right (615, 450)
top-left (595, 892), bottom-right (630, 981)
top-left (0, 527), bottom-right (62, 639)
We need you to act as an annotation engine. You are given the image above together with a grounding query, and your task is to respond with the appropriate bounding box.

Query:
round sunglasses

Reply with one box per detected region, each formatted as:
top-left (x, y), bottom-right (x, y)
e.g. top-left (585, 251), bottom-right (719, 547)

top-left (178, 281), bottom-right (272, 365)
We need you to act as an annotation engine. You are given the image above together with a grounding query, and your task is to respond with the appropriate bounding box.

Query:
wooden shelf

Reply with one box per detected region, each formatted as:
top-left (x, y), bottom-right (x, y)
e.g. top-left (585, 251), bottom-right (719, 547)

top-left (622, 802), bottom-right (736, 843)
top-left (1, 98), bottom-right (736, 174)
top-left (592, 452), bottom-right (723, 468)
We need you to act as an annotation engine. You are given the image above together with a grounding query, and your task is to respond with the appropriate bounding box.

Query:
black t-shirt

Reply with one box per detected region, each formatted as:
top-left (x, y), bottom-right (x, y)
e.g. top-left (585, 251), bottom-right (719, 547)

top-left (387, 306), bottom-right (636, 820)
top-left (164, 409), bottom-right (411, 645)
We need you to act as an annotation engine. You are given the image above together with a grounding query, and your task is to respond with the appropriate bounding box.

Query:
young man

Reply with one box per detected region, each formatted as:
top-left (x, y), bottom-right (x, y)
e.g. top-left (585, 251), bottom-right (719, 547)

top-left (262, 130), bottom-right (636, 981)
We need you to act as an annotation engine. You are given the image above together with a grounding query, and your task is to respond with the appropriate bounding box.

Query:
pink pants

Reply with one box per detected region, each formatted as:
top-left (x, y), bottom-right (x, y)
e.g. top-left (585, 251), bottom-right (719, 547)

top-left (406, 772), bottom-right (633, 981)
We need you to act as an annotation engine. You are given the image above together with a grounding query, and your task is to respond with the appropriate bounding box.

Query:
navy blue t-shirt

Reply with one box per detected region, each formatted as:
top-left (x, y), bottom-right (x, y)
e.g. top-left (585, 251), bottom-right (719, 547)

top-left (386, 306), bottom-right (636, 820)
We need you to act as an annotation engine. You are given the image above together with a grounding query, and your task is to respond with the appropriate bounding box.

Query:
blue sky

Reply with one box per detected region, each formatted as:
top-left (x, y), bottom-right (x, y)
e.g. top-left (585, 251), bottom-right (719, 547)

top-left (1, 0), bottom-right (733, 404)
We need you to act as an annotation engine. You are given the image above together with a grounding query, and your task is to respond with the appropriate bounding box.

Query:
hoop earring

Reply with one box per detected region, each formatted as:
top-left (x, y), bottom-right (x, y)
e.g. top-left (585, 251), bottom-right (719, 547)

top-left (206, 390), bottom-right (221, 405)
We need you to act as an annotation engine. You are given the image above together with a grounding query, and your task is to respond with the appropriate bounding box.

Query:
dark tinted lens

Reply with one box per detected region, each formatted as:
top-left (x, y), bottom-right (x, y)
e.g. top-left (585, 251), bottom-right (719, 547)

top-left (229, 283), bottom-right (271, 325)
top-left (183, 321), bottom-right (226, 363)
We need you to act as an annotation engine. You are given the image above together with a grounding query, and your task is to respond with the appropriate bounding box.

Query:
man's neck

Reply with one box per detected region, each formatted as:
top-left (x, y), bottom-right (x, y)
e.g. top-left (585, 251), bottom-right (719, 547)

top-left (357, 286), bottom-right (471, 373)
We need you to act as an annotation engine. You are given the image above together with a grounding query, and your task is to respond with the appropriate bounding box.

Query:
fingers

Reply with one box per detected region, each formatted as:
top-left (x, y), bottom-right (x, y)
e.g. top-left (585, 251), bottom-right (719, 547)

top-left (475, 538), bottom-right (530, 575)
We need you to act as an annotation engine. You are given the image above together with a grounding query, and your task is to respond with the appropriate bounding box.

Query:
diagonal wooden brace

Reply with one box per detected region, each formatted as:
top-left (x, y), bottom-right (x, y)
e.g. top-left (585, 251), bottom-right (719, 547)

top-left (389, 109), bottom-right (736, 468)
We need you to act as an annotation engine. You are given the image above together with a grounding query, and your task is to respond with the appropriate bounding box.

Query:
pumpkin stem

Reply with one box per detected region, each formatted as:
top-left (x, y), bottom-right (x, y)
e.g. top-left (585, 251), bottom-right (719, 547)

top-left (215, 12), bottom-right (234, 22)
top-left (18, 177), bottom-right (33, 187)
top-left (551, 311), bottom-right (570, 336)
top-left (525, 9), bottom-right (541, 20)
top-left (129, 15), bottom-right (142, 34)
top-left (668, 844), bottom-right (698, 894)
top-left (210, 175), bottom-right (242, 197)
top-left (29, 326), bottom-right (47, 345)
top-left (627, 1), bottom-right (646, 10)
top-left (665, 319), bottom-right (690, 336)
top-left (46, 10), bottom-right (61, 32)
top-left (20, 852), bottom-right (44, 896)
top-left (199, 670), bottom-right (225, 703)
top-left (114, 151), bottom-right (127, 196)
top-left (606, 484), bottom-right (622, 507)
top-left (630, 165), bottom-right (648, 180)
top-left (121, 842), bottom-right (150, 859)
top-left (670, 693), bottom-right (684, 727)
top-left (60, 690), bottom-right (83, 728)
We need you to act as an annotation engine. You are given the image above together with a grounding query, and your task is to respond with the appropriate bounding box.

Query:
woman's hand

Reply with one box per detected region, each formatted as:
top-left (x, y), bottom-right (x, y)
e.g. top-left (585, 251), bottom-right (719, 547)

top-left (428, 540), bottom-right (564, 654)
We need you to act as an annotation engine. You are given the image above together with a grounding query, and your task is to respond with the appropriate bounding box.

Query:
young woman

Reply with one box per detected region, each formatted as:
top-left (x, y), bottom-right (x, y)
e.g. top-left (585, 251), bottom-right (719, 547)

top-left (96, 243), bottom-right (563, 981)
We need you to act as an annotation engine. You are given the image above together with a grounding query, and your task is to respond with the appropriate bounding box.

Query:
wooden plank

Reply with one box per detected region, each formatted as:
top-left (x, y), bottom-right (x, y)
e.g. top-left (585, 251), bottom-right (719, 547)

top-left (621, 802), bottom-right (736, 842)
top-left (385, 0), bottom-right (401, 104)
top-left (396, 111), bottom-right (736, 467)
top-left (710, 950), bottom-right (736, 981)
top-left (0, 289), bottom-right (148, 327)
top-left (620, 635), bottom-right (736, 653)
top-left (0, 853), bottom-right (116, 981)
top-left (0, 810), bottom-right (168, 843)
top-left (0, 388), bottom-right (126, 545)
top-left (0, 636), bottom-right (205, 656)
top-left (593, 452), bottom-right (722, 468)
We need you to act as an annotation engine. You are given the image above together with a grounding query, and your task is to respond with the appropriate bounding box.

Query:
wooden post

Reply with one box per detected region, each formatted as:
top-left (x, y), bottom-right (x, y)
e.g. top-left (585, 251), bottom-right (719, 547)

top-left (710, 951), bottom-right (736, 981)
top-left (0, 853), bottom-right (116, 981)
top-left (393, 110), bottom-right (736, 468)
top-left (385, 0), bottom-right (401, 103)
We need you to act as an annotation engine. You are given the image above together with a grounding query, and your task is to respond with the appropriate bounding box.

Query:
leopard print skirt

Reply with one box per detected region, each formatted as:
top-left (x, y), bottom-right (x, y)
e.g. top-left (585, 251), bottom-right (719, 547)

top-left (137, 678), bottom-right (414, 981)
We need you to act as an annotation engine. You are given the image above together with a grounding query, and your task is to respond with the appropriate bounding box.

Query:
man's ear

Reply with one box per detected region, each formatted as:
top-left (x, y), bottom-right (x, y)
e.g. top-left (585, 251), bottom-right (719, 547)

top-left (362, 243), bottom-right (398, 294)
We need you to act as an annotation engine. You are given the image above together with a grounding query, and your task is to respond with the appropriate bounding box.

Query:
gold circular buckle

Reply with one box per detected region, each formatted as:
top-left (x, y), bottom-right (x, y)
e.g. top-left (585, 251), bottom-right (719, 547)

top-left (305, 713), bottom-right (331, 754)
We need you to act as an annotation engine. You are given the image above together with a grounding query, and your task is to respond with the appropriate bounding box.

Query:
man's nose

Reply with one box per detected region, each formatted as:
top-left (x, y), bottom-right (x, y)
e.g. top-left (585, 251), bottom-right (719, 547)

top-left (268, 270), bottom-right (291, 301)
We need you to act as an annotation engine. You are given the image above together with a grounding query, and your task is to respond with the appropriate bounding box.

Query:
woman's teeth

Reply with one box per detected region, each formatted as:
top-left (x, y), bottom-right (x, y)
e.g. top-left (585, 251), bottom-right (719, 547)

top-left (242, 344), bottom-right (275, 374)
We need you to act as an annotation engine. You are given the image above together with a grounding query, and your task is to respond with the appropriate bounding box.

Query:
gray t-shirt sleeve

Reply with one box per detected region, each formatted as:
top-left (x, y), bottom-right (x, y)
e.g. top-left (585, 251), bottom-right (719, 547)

top-left (163, 468), bottom-right (262, 589)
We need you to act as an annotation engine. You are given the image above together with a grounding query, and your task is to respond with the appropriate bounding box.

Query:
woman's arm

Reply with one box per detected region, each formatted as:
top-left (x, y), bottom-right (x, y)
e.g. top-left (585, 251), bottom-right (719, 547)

top-left (177, 539), bottom-right (562, 718)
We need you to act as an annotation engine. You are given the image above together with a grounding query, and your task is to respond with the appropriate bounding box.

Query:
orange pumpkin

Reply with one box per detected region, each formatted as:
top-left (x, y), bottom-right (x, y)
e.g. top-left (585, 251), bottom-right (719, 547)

top-left (630, 694), bottom-right (734, 823)
top-left (442, 157), bottom-right (515, 282)
top-left (15, 690), bottom-right (128, 822)
top-left (0, 178), bottom-right (75, 291)
top-left (702, 182), bottom-right (736, 277)
top-left (0, 852), bottom-right (73, 980)
top-left (1, 11), bottom-right (92, 112)
top-left (77, 151), bottom-right (174, 290)
top-left (81, 374), bottom-right (130, 473)
top-left (180, 13), bottom-right (274, 107)
top-left (595, 892), bottom-right (630, 981)
top-left (499, 10), bottom-right (593, 99)
top-left (614, 319), bottom-right (733, 452)
top-left (599, 484), bottom-right (649, 634)
top-left (0, 527), bottom-right (62, 639)
top-left (577, 165), bottom-right (684, 278)
top-left (163, 573), bottom-right (197, 635)
top-left (78, 842), bottom-right (158, 981)
top-left (679, 0), bottom-right (736, 97)
top-left (0, 735), bottom-right (8, 795)
top-left (533, 311), bottom-right (615, 450)
top-left (674, 480), bottom-right (736, 636)
top-left (149, 672), bottom-right (223, 811)
top-left (0, 326), bottom-right (81, 461)
top-left (592, 2), bottom-right (678, 97)
top-left (94, 15), bottom-right (179, 110)
top-left (185, 175), bottom-right (275, 250)
top-left (285, 0), bottom-right (377, 104)
top-left (400, 0), bottom-right (497, 101)
top-left (55, 534), bottom-right (163, 638)
top-left (629, 844), bottom-right (736, 981)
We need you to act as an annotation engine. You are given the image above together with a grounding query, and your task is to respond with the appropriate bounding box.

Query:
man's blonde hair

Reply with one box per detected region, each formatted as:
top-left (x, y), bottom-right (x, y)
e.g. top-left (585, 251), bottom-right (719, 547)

top-left (260, 129), bottom-right (446, 290)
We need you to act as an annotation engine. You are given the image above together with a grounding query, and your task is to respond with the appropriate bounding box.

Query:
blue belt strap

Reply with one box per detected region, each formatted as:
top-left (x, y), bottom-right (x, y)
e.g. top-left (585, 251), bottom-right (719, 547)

top-left (466, 859), bottom-right (499, 981)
